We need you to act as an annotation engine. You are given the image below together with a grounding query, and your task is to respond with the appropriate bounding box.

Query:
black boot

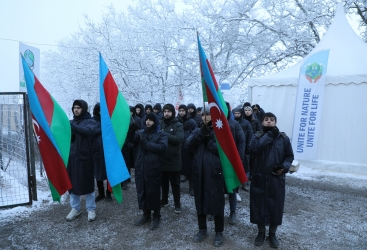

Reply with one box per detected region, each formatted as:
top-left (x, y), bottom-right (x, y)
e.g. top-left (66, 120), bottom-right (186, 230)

top-left (95, 181), bottom-right (105, 202)
top-left (150, 215), bottom-right (161, 230)
top-left (228, 211), bottom-right (236, 225)
top-left (254, 232), bottom-right (265, 246)
top-left (122, 181), bottom-right (128, 190)
top-left (134, 211), bottom-right (151, 226)
top-left (269, 233), bottom-right (279, 248)
top-left (105, 190), bottom-right (112, 201)
top-left (194, 229), bottom-right (208, 243)
top-left (213, 232), bottom-right (223, 247)
top-left (189, 177), bottom-right (194, 196)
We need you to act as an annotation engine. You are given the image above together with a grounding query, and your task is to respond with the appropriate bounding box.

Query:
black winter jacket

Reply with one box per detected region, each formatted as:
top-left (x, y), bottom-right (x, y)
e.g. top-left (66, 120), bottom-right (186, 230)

top-left (132, 128), bottom-right (168, 211)
top-left (68, 111), bottom-right (98, 195)
top-left (249, 130), bottom-right (294, 225)
top-left (185, 127), bottom-right (225, 216)
top-left (160, 118), bottom-right (184, 172)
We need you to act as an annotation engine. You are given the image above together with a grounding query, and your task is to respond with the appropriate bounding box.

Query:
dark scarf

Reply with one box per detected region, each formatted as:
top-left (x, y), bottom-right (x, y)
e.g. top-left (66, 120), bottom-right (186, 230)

top-left (244, 114), bottom-right (252, 122)
top-left (163, 115), bottom-right (174, 124)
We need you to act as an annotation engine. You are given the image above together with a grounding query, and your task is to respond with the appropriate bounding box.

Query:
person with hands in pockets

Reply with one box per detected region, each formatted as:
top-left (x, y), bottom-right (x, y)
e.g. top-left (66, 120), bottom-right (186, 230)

top-left (249, 112), bottom-right (294, 249)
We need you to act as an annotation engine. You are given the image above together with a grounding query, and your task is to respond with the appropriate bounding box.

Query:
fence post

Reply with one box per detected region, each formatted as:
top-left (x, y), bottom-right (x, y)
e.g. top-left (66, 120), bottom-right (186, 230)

top-left (24, 94), bottom-right (37, 202)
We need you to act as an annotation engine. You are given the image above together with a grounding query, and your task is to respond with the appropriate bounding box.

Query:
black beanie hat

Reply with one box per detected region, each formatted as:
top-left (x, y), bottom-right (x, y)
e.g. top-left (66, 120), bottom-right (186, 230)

top-left (262, 112), bottom-right (277, 122)
top-left (163, 103), bottom-right (176, 117)
top-left (145, 112), bottom-right (158, 132)
top-left (93, 103), bottom-right (100, 117)
top-left (197, 107), bottom-right (202, 112)
top-left (178, 104), bottom-right (188, 114)
top-left (145, 104), bottom-right (153, 111)
top-left (145, 112), bottom-right (157, 122)
top-left (153, 103), bottom-right (162, 112)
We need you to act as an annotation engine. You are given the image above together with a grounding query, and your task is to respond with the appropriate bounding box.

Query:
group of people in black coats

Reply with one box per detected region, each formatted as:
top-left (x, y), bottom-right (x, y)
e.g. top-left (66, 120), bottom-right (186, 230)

top-left (66, 99), bottom-right (294, 249)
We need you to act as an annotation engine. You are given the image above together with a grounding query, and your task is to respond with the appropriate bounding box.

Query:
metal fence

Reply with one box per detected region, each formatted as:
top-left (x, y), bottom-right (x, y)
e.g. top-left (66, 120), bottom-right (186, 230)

top-left (0, 92), bottom-right (35, 208)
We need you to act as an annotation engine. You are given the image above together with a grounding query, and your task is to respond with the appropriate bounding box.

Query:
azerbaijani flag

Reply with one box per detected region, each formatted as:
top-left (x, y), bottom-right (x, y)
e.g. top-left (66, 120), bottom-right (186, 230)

top-left (197, 35), bottom-right (248, 192)
top-left (99, 53), bottom-right (130, 204)
top-left (21, 55), bottom-right (72, 202)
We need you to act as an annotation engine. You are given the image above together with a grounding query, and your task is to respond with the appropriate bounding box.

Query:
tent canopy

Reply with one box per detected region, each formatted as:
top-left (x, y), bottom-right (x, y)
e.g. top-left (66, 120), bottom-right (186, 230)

top-left (247, 4), bottom-right (367, 174)
top-left (249, 4), bottom-right (367, 87)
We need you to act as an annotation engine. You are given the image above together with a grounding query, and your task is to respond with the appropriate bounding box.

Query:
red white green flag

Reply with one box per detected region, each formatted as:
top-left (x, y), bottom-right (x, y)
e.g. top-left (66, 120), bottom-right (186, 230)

top-left (99, 53), bottom-right (130, 204)
top-left (197, 35), bottom-right (248, 191)
top-left (21, 55), bottom-right (72, 202)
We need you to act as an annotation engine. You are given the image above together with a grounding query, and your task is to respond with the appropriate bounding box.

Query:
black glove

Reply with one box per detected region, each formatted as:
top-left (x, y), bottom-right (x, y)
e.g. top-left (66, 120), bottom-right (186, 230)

top-left (200, 124), bottom-right (210, 135)
top-left (272, 165), bottom-right (284, 175)
top-left (271, 126), bottom-right (279, 138)
top-left (140, 137), bottom-right (147, 145)
top-left (183, 123), bottom-right (191, 130)
top-left (129, 122), bottom-right (139, 131)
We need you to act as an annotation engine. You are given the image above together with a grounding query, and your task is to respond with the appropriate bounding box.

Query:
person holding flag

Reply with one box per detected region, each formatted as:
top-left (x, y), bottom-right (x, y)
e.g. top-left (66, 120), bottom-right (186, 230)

top-left (184, 105), bottom-right (225, 247)
top-left (66, 100), bottom-right (99, 222)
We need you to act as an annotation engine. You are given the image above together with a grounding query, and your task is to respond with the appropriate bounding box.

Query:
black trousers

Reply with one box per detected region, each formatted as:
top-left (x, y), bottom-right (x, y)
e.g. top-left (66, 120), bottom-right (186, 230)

top-left (198, 213), bottom-right (224, 233)
top-left (161, 170), bottom-right (180, 205)
top-left (143, 208), bottom-right (161, 218)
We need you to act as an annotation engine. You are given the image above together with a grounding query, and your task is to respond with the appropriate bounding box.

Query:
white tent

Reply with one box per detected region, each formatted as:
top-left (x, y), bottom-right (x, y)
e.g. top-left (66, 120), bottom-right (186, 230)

top-left (248, 4), bottom-right (367, 174)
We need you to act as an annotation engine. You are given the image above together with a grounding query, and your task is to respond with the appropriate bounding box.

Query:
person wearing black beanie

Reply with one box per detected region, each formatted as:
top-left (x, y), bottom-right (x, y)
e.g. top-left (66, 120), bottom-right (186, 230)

top-left (127, 111), bottom-right (168, 230)
top-left (249, 112), bottom-right (294, 248)
top-left (177, 104), bottom-right (197, 195)
top-left (66, 99), bottom-right (99, 222)
top-left (187, 103), bottom-right (202, 127)
top-left (153, 103), bottom-right (163, 120)
top-left (145, 104), bottom-right (153, 115)
top-left (159, 103), bottom-right (184, 213)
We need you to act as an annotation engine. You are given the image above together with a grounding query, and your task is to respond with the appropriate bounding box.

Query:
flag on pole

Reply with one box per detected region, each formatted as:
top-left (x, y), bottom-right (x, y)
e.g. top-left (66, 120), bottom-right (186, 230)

top-left (21, 55), bottom-right (72, 202)
top-left (197, 35), bottom-right (248, 192)
top-left (99, 53), bottom-right (130, 204)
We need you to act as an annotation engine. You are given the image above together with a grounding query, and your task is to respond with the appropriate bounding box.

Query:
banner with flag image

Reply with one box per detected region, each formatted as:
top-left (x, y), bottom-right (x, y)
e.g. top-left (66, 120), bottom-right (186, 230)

top-left (21, 55), bottom-right (72, 202)
top-left (99, 53), bottom-right (131, 204)
top-left (197, 35), bottom-right (248, 192)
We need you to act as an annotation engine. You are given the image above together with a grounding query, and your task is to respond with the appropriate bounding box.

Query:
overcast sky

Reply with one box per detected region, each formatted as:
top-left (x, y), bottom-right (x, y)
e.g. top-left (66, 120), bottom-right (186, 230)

top-left (0, 0), bottom-right (133, 92)
top-left (0, 0), bottom-right (361, 92)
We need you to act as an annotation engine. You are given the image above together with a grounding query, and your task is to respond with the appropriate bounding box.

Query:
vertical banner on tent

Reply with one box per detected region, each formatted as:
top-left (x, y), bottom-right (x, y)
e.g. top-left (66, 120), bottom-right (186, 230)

top-left (292, 50), bottom-right (330, 160)
top-left (19, 42), bottom-right (40, 92)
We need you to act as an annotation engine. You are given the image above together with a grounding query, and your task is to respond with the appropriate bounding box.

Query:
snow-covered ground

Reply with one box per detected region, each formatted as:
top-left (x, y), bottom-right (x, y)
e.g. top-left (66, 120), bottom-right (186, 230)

top-left (0, 163), bottom-right (366, 249)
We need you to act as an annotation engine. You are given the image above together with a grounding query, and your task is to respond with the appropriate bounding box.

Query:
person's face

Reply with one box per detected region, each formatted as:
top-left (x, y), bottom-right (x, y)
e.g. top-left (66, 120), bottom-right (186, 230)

top-left (146, 108), bottom-right (151, 114)
top-left (245, 109), bottom-right (252, 116)
top-left (73, 105), bottom-right (82, 116)
top-left (164, 110), bottom-right (172, 119)
top-left (178, 109), bottom-right (186, 117)
top-left (130, 111), bottom-right (133, 116)
top-left (262, 117), bottom-right (276, 127)
top-left (136, 108), bottom-right (141, 114)
top-left (252, 107), bottom-right (258, 114)
top-left (146, 119), bottom-right (154, 127)
top-left (197, 110), bottom-right (202, 115)
top-left (201, 113), bottom-right (212, 124)
top-left (234, 112), bottom-right (241, 118)
top-left (153, 109), bottom-right (158, 114)
top-left (188, 108), bottom-right (194, 113)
